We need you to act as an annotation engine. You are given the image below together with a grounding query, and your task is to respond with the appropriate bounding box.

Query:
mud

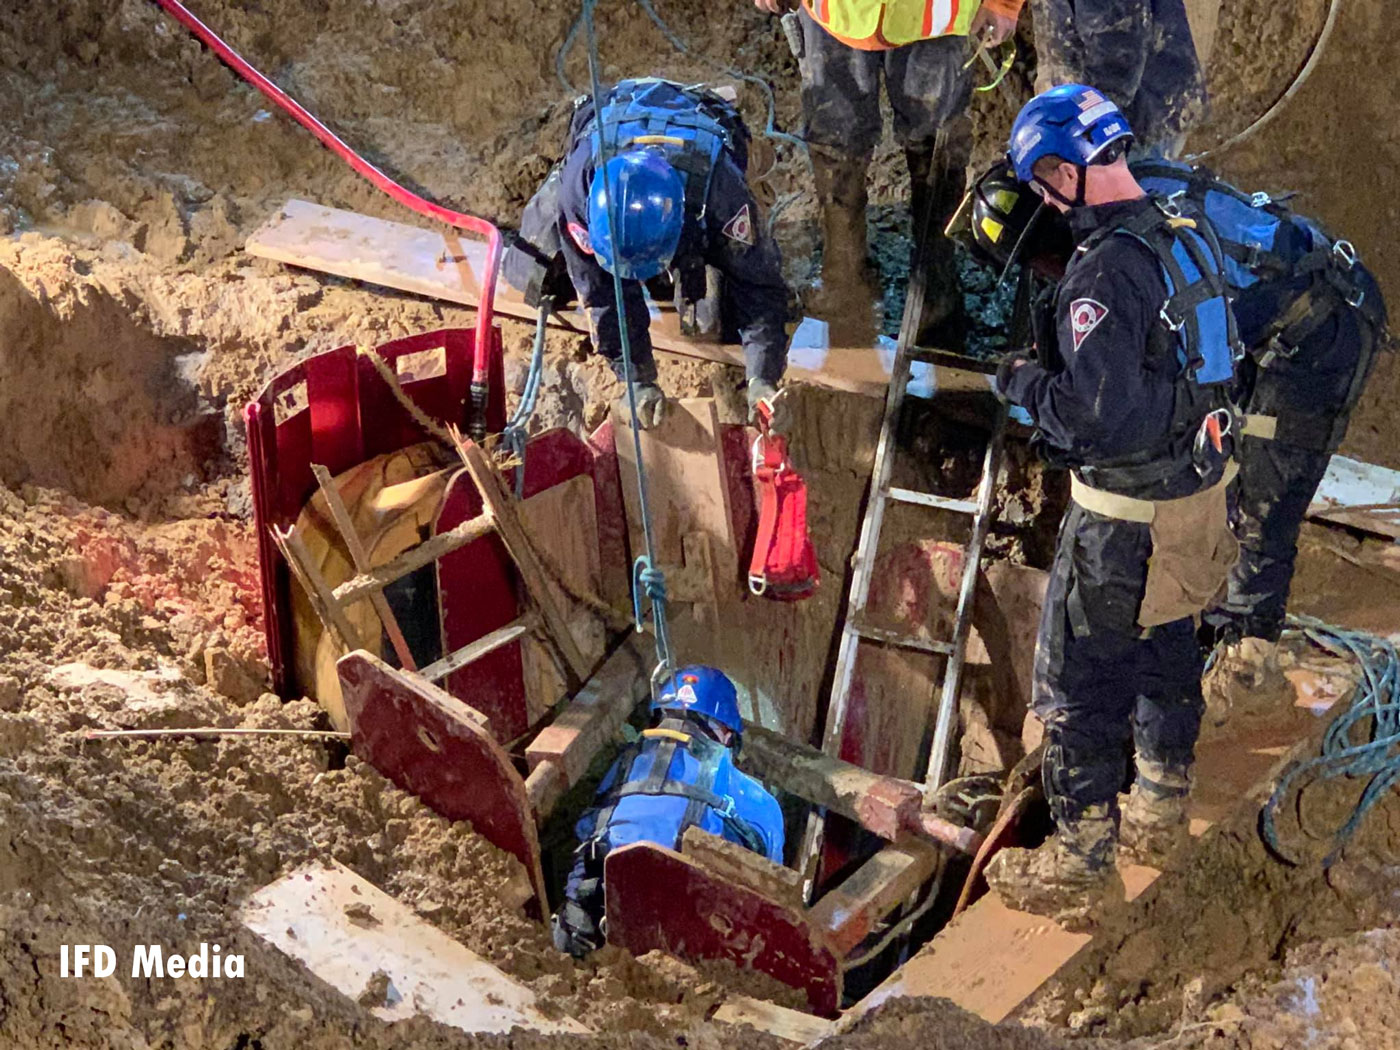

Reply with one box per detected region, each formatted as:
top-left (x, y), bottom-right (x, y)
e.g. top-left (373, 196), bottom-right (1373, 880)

top-left (1, 0), bottom-right (1399, 1047)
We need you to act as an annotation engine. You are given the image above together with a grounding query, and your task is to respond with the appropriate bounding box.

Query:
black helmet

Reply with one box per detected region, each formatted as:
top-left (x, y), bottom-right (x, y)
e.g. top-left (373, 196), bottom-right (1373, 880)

top-left (949, 160), bottom-right (1073, 279)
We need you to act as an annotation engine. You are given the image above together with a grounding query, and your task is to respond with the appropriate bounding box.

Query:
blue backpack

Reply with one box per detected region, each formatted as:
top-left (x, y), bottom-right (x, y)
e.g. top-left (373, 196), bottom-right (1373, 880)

top-left (575, 78), bottom-right (748, 225)
top-left (1132, 159), bottom-right (1380, 363)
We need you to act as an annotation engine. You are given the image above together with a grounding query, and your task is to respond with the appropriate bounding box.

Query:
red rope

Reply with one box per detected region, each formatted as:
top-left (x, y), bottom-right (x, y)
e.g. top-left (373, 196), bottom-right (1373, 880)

top-left (150, 0), bottom-right (502, 400)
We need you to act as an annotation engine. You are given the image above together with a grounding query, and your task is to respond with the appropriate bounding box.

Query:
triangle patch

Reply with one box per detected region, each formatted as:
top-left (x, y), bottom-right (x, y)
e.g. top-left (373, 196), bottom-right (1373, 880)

top-left (722, 204), bottom-right (755, 246)
top-left (1069, 297), bottom-right (1109, 351)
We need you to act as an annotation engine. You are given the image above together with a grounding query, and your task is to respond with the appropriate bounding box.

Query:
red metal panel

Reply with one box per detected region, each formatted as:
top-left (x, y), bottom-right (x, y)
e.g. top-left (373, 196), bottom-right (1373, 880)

top-left (605, 843), bottom-right (841, 1017)
top-left (247, 330), bottom-right (506, 698)
top-left (338, 651), bottom-right (545, 917)
top-left (435, 472), bottom-right (528, 744)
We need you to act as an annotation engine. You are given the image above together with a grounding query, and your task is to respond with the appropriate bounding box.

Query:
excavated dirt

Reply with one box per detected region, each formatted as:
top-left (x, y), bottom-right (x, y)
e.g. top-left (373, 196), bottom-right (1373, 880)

top-left (2, 0), bottom-right (1400, 1047)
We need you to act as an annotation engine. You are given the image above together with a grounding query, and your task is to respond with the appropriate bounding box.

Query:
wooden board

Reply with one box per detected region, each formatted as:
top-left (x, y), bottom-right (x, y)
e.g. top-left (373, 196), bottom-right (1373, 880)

top-left (241, 861), bottom-right (587, 1035)
top-left (1307, 454), bottom-right (1400, 539)
top-left (712, 996), bottom-right (834, 1045)
top-left (338, 651), bottom-right (548, 914)
top-left (516, 474), bottom-right (606, 727)
top-left (245, 199), bottom-right (996, 400)
top-left (604, 842), bottom-right (843, 1018)
top-left (612, 397), bottom-right (739, 598)
top-left (1183, 0), bottom-right (1223, 69)
top-left (523, 634), bottom-right (651, 820)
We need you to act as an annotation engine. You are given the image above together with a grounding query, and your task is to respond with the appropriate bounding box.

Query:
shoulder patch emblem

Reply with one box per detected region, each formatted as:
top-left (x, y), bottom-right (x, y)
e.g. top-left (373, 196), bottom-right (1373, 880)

top-left (567, 221), bottom-right (594, 255)
top-left (722, 204), bottom-right (754, 246)
top-left (1069, 298), bottom-right (1109, 351)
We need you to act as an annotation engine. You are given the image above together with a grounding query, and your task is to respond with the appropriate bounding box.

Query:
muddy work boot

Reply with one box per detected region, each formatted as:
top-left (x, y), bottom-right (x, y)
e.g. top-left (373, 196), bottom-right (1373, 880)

top-left (810, 145), bottom-right (879, 345)
top-left (984, 806), bottom-right (1124, 931)
top-left (1119, 760), bottom-right (1192, 869)
top-left (1204, 635), bottom-right (1285, 721)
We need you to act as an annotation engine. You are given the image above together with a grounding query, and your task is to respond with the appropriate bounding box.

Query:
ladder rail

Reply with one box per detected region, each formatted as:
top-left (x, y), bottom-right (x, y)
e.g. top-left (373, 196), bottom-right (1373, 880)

top-left (797, 126), bottom-right (950, 898)
top-left (923, 407), bottom-right (1007, 795)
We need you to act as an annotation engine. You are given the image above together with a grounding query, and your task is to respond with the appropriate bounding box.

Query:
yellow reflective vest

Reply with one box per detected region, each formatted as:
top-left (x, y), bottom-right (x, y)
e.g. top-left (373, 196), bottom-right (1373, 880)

top-left (805, 0), bottom-right (1021, 51)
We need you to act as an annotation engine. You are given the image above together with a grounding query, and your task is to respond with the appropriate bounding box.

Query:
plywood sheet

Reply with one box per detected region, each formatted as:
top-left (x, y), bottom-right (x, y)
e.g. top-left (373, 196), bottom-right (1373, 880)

top-left (517, 474), bottom-right (607, 726)
top-left (245, 199), bottom-right (995, 400)
top-left (1307, 454), bottom-right (1400, 538)
top-left (241, 861), bottom-right (586, 1035)
top-left (612, 397), bottom-right (739, 596)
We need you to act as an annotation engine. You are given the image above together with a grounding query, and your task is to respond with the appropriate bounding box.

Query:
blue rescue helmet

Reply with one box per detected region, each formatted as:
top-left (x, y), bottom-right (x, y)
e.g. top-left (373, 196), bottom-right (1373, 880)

top-left (1008, 84), bottom-right (1134, 183)
top-left (587, 147), bottom-right (685, 281)
top-left (653, 665), bottom-right (743, 737)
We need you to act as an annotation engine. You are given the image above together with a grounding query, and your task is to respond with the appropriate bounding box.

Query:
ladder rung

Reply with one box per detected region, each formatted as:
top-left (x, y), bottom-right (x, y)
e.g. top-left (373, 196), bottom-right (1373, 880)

top-left (849, 619), bottom-right (955, 656)
top-left (418, 614), bottom-right (538, 683)
top-left (905, 345), bottom-right (998, 374)
top-left (885, 487), bottom-right (979, 514)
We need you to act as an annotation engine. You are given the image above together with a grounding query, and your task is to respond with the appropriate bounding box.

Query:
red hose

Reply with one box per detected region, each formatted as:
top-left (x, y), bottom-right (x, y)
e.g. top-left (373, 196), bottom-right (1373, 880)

top-left (150, 0), bottom-right (502, 429)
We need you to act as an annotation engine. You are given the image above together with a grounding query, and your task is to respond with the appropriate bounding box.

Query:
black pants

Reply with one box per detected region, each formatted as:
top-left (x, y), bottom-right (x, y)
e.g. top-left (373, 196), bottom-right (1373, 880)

top-left (1034, 503), bottom-right (1205, 826)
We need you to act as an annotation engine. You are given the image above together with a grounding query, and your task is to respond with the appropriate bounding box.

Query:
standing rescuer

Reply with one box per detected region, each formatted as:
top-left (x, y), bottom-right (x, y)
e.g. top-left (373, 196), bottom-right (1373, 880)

top-left (506, 78), bottom-right (791, 429)
top-left (552, 666), bottom-right (785, 957)
top-left (753, 0), bottom-right (1023, 345)
top-left (981, 85), bottom-right (1240, 928)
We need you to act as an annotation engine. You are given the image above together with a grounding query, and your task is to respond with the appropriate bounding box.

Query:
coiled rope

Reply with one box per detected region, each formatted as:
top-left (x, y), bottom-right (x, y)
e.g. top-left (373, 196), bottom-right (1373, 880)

top-left (1261, 614), bottom-right (1400, 866)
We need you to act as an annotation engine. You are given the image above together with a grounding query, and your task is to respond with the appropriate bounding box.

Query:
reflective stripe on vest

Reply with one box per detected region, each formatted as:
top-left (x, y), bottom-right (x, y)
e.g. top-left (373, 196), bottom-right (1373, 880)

top-left (805, 0), bottom-right (976, 50)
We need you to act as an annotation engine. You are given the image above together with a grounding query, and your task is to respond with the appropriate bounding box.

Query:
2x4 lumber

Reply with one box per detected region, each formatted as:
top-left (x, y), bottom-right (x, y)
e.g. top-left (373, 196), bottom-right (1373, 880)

top-left (331, 512), bottom-right (495, 606)
top-left (809, 838), bottom-right (942, 957)
top-left (453, 434), bottom-right (591, 684)
top-left (274, 525), bottom-right (363, 650)
top-left (418, 613), bottom-right (539, 683)
top-left (680, 826), bottom-right (805, 911)
top-left (311, 463), bottom-right (419, 671)
top-left (524, 636), bottom-right (651, 819)
top-left (740, 725), bottom-right (980, 854)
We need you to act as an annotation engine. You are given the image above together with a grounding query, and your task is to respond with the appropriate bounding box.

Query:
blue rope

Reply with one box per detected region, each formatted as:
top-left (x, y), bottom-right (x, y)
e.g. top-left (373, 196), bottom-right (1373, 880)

top-left (581, 0), bottom-right (675, 676)
top-left (502, 296), bottom-right (553, 498)
top-left (1260, 614), bottom-right (1400, 867)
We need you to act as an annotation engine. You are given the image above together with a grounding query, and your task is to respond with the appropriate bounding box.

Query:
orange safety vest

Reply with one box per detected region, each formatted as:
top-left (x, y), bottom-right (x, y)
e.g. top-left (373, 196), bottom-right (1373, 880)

top-left (805, 0), bottom-right (1022, 51)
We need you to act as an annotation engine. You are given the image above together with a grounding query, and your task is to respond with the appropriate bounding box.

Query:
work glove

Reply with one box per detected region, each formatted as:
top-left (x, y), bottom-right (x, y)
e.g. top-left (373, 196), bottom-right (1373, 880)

top-left (632, 382), bottom-right (667, 430)
top-left (994, 351), bottom-right (1033, 404)
top-left (746, 378), bottom-right (792, 434)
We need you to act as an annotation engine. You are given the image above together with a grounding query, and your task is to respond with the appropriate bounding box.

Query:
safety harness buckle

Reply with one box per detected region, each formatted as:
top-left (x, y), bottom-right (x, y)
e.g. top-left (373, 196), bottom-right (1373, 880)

top-left (1333, 239), bottom-right (1358, 270)
top-left (1250, 191), bottom-right (1274, 208)
top-left (1155, 195), bottom-right (1183, 220)
top-left (1159, 304), bottom-right (1186, 333)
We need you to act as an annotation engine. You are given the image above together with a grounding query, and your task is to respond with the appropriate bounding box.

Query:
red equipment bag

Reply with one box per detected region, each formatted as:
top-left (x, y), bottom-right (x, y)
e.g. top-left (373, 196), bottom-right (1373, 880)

top-left (747, 399), bottom-right (820, 601)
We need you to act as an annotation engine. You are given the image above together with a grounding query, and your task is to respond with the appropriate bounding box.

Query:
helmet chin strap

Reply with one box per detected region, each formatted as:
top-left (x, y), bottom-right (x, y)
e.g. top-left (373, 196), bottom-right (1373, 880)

top-left (1034, 163), bottom-right (1088, 210)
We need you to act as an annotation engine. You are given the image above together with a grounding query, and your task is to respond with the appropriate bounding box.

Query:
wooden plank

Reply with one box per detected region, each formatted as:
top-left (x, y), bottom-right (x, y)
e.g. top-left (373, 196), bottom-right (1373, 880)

top-left (311, 463), bottom-right (418, 672)
top-left (809, 839), bottom-right (942, 957)
top-left (612, 397), bottom-right (739, 598)
top-left (244, 199), bottom-right (995, 400)
top-left (525, 635), bottom-right (651, 789)
top-left (332, 512), bottom-right (495, 605)
top-left (419, 614), bottom-right (538, 683)
top-left (241, 861), bottom-right (587, 1035)
top-left (1183, 0), bottom-right (1223, 68)
top-left (680, 826), bottom-right (806, 911)
top-left (1307, 455), bottom-right (1400, 538)
top-left (514, 474), bottom-right (607, 726)
top-left (454, 437), bottom-right (591, 684)
top-left (712, 996), bottom-right (834, 1045)
top-left (275, 525), bottom-right (363, 650)
top-left (742, 724), bottom-right (921, 841)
